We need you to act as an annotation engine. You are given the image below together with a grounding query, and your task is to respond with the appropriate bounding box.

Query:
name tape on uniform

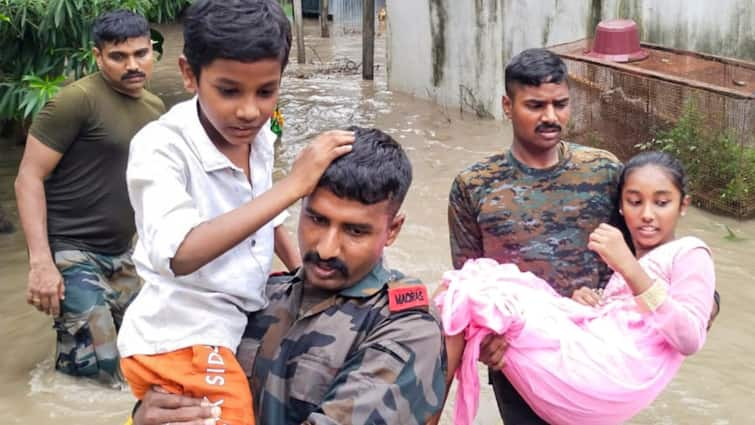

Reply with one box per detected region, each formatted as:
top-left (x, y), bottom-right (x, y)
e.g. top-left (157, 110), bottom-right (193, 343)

top-left (388, 285), bottom-right (429, 312)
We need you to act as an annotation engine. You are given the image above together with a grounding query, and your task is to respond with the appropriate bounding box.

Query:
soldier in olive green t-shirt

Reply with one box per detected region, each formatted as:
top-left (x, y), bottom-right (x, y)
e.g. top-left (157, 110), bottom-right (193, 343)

top-left (14, 10), bottom-right (164, 383)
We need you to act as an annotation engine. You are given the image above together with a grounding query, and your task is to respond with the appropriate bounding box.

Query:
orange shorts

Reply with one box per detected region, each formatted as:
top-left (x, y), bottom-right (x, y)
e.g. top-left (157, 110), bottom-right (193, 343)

top-left (121, 345), bottom-right (254, 425)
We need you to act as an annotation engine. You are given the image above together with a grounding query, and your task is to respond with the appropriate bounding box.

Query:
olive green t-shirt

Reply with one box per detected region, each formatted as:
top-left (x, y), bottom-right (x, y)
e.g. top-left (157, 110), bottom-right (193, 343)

top-left (29, 72), bottom-right (165, 255)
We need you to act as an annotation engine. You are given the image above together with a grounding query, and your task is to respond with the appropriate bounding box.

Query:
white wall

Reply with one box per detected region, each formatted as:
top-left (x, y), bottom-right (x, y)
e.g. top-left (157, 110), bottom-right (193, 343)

top-left (386, 0), bottom-right (755, 119)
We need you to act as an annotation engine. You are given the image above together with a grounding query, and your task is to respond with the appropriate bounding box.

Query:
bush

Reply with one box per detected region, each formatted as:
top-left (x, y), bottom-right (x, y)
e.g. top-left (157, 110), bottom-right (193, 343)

top-left (636, 100), bottom-right (755, 217)
top-left (0, 0), bottom-right (190, 124)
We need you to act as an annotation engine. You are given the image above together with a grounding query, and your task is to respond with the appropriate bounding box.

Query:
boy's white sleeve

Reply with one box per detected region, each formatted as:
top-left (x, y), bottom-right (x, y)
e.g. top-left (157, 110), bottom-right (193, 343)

top-left (127, 125), bottom-right (204, 277)
top-left (272, 209), bottom-right (289, 228)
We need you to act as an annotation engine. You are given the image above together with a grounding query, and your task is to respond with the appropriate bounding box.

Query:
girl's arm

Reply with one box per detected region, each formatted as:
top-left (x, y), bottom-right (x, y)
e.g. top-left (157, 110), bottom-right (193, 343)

top-left (645, 247), bottom-right (715, 355)
top-left (589, 224), bottom-right (715, 355)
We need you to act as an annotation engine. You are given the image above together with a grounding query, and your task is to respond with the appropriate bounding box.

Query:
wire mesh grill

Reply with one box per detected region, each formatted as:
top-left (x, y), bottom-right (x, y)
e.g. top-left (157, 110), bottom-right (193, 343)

top-left (551, 40), bottom-right (755, 218)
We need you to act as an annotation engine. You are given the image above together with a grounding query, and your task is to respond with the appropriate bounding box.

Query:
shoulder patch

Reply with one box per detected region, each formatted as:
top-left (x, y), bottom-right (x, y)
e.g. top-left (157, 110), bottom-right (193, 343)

top-left (388, 284), bottom-right (429, 313)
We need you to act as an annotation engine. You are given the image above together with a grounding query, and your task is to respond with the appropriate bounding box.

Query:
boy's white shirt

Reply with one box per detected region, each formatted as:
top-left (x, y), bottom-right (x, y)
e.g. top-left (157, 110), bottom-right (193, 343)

top-left (118, 97), bottom-right (288, 357)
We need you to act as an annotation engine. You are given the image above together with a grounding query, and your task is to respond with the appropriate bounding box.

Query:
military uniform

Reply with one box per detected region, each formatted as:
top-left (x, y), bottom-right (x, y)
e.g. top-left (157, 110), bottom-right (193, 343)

top-left (28, 72), bottom-right (164, 381)
top-left (448, 141), bottom-right (622, 297)
top-left (448, 141), bottom-right (622, 424)
top-left (238, 262), bottom-right (446, 425)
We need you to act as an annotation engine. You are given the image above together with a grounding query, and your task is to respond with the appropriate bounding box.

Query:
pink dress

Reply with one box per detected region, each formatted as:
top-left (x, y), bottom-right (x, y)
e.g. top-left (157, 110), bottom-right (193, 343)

top-left (436, 237), bottom-right (715, 425)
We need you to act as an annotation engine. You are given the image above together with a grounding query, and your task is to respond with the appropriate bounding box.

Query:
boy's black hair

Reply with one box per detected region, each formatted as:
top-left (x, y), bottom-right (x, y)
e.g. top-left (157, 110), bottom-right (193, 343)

top-left (505, 48), bottom-right (568, 98)
top-left (92, 10), bottom-right (150, 48)
top-left (316, 127), bottom-right (412, 216)
top-left (183, 0), bottom-right (292, 79)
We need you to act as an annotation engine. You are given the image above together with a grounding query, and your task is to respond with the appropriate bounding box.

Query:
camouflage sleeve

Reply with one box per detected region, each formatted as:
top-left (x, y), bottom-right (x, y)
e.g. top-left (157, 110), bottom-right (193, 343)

top-left (304, 312), bottom-right (446, 425)
top-left (448, 175), bottom-right (483, 269)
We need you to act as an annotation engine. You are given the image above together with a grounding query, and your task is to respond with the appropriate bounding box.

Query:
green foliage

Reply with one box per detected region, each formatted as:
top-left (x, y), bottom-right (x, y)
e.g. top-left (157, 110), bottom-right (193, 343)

top-left (278, 1), bottom-right (293, 18)
top-left (19, 74), bottom-right (66, 118)
top-left (636, 100), bottom-right (755, 213)
top-left (146, 0), bottom-right (191, 23)
top-left (0, 0), bottom-right (190, 123)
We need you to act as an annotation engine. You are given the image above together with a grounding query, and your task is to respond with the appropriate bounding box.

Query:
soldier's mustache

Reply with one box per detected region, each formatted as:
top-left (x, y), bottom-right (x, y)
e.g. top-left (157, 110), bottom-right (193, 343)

top-left (122, 71), bottom-right (145, 81)
top-left (536, 123), bottom-right (561, 133)
top-left (303, 251), bottom-right (349, 278)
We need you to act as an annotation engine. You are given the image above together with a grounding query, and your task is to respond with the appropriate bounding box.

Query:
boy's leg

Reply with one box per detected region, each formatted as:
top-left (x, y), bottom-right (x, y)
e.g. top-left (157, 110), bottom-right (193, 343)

top-left (121, 347), bottom-right (254, 425)
top-left (53, 250), bottom-right (122, 382)
top-left (189, 346), bottom-right (255, 425)
top-left (121, 352), bottom-right (187, 399)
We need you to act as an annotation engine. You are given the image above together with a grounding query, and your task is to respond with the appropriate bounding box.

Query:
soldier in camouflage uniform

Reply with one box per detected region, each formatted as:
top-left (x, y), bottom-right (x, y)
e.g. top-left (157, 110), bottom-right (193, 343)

top-left (14, 10), bottom-right (163, 384)
top-left (131, 127), bottom-right (446, 425)
top-left (446, 49), bottom-right (622, 424)
top-left (239, 261), bottom-right (444, 424)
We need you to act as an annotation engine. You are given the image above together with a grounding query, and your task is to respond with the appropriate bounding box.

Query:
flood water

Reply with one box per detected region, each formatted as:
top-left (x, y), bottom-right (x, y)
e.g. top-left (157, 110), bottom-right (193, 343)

top-left (1, 21), bottom-right (754, 425)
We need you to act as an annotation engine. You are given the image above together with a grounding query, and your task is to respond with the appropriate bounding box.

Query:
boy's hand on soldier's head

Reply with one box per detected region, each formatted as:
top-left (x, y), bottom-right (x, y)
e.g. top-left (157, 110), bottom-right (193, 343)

top-left (289, 130), bottom-right (354, 196)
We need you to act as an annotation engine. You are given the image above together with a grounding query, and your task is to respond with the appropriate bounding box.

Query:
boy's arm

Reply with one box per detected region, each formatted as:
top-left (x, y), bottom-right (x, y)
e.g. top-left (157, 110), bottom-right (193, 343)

top-left (14, 135), bottom-right (65, 316)
top-left (130, 130), bottom-right (353, 277)
top-left (274, 224), bottom-right (301, 271)
top-left (169, 131), bottom-right (352, 275)
top-left (169, 177), bottom-right (304, 276)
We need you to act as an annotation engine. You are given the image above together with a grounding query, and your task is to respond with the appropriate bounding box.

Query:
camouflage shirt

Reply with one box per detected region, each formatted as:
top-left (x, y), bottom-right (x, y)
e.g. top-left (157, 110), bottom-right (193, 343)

top-left (238, 262), bottom-right (446, 425)
top-left (448, 142), bottom-right (622, 296)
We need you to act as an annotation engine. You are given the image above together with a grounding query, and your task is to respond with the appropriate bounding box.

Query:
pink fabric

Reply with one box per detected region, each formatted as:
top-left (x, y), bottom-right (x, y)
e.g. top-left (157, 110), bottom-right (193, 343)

top-left (436, 237), bottom-right (715, 425)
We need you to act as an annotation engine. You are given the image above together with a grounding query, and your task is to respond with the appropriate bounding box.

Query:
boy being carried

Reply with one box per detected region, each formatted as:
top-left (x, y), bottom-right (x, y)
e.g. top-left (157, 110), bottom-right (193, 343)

top-left (116, 1), bottom-right (353, 424)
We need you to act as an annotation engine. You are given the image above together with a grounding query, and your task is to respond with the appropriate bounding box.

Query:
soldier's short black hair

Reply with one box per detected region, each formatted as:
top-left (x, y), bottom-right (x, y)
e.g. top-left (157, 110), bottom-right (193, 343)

top-left (92, 10), bottom-right (150, 49)
top-left (183, 0), bottom-right (292, 79)
top-left (317, 127), bottom-right (412, 216)
top-left (505, 48), bottom-right (568, 98)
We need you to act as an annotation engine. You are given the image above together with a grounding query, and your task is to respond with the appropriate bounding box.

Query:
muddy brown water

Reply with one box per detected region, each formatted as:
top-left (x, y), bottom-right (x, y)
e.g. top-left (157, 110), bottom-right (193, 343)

top-left (1, 21), bottom-right (753, 425)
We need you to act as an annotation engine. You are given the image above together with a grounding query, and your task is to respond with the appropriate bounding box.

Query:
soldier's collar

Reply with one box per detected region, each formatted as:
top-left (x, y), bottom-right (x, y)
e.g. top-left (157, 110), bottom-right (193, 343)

top-left (338, 261), bottom-right (398, 298)
top-left (507, 141), bottom-right (570, 174)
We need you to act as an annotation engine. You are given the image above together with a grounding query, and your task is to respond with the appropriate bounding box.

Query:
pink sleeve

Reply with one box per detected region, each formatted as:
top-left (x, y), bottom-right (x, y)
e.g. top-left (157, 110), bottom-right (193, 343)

top-left (648, 247), bottom-right (715, 355)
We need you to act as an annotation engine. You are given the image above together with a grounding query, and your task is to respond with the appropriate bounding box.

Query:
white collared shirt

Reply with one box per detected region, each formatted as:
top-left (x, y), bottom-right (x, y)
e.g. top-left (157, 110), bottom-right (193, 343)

top-left (118, 97), bottom-right (287, 356)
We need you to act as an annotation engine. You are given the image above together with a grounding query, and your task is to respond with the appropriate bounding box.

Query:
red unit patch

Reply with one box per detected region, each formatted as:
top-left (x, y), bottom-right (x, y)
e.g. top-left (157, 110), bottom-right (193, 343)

top-left (388, 285), bottom-right (429, 312)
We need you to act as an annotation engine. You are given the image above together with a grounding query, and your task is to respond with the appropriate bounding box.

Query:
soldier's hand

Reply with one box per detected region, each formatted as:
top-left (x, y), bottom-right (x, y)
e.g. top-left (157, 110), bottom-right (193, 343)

top-left (288, 130), bottom-right (354, 197)
top-left (27, 261), bottom-right (64, 316)
top-left (571, 286), bottom-right (602, 307)
top-left (479, 334), bottom-right (508, 370)
top-left (133, 387), bottom-right (219, 425)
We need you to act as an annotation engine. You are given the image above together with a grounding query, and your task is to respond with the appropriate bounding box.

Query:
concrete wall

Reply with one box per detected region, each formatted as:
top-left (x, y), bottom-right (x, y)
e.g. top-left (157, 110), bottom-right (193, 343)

top-left (386, 0), bottom-right (755, 119)
top-left (603, 0), bottom-right (755, 59)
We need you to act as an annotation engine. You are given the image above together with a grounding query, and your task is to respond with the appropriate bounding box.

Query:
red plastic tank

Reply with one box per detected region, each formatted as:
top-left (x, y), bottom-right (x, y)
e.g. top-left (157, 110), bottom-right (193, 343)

top-left (587, 19), bottom-right (648, 62)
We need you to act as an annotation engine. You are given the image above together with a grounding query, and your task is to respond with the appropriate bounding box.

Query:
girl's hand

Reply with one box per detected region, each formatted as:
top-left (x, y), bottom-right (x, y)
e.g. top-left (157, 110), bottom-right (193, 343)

top-left (587, 223), bottom-right (636, 275)
top-left (571, 286), bottom-right (602, 307)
